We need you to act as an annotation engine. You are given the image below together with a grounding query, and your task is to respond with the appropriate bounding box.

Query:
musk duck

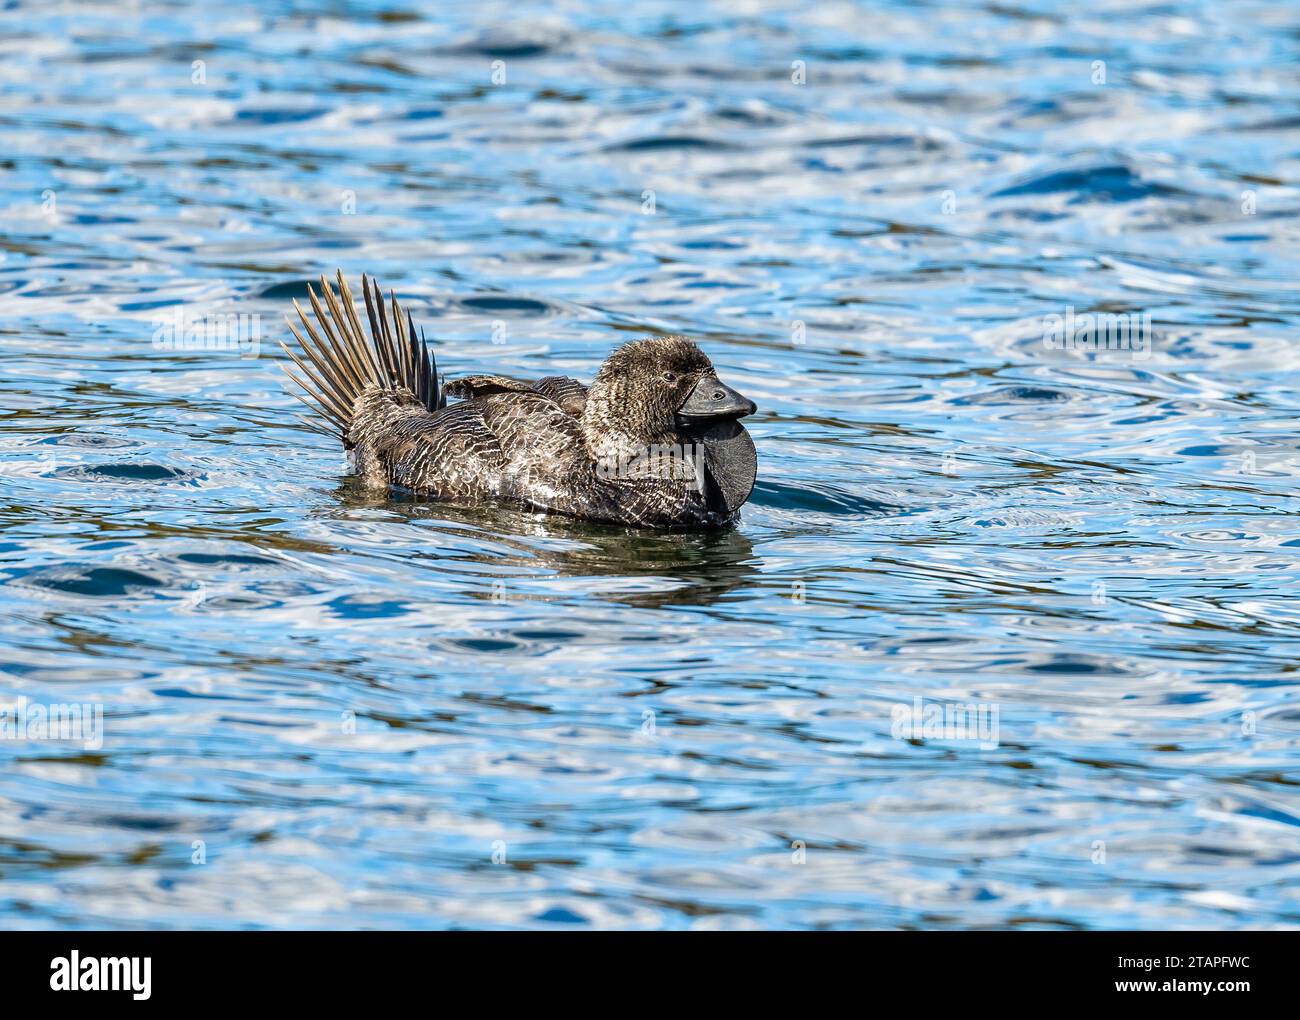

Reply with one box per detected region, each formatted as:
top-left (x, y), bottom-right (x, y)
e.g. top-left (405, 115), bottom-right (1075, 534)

top-left (279, 271), bottom-right (758, 528)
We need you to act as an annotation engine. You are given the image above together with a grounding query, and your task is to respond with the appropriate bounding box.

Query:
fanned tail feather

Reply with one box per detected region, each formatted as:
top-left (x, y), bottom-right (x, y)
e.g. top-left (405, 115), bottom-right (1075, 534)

top-left (279, 271), bottom-right (442, 446)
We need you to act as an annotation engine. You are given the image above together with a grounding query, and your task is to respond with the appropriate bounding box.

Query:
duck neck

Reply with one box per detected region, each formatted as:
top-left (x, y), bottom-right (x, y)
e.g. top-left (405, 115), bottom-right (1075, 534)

top-left (580, 390), bottom-right (677, 475)
top-left (582, 420), bottom-right (678, 465)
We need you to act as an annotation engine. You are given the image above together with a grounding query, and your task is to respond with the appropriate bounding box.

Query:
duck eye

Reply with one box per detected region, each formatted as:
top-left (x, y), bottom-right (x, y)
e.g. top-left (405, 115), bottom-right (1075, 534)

top-left (662, 371), bottom-right (677, 383)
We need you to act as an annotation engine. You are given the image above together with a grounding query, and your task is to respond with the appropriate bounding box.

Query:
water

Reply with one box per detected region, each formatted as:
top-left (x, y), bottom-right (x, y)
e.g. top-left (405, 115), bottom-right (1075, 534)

top-left (2, 0), bottom-right (1298, 930)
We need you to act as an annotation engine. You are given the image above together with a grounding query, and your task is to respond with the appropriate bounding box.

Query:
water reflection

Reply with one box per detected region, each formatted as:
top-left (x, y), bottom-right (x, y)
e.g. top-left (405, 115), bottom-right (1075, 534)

top-left (337, 481), bottom-right (760, 609)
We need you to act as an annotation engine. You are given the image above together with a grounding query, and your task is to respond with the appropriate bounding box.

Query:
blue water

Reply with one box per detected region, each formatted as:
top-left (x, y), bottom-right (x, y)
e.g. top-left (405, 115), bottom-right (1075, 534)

top-left (2, 0), bottom-right (1299, 930)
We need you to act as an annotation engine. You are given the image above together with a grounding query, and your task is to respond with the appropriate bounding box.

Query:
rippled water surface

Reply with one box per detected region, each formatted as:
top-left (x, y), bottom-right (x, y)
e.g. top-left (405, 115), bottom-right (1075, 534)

top-left (2, 0), bottom-right (1299, 929)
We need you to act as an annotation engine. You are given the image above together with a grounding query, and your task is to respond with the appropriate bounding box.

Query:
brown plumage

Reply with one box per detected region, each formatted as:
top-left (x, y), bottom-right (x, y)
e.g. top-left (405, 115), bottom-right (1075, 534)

top-left (279, 271), bottom-right (758, 528)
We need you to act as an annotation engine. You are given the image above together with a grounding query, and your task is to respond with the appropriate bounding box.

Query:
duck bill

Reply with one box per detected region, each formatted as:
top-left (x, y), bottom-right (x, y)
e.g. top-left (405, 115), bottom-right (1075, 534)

top-left (675, 375), bottom-right (757, 424)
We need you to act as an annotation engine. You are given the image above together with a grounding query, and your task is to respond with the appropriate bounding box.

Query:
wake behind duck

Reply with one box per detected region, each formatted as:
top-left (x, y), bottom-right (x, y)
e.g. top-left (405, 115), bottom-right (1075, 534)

top-left (279, 271), bottom-right (758, 528)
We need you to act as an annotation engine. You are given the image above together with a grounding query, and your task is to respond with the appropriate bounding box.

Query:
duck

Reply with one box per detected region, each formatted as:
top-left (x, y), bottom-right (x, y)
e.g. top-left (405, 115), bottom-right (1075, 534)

top-left (279, 271), bottom-right (758, 528)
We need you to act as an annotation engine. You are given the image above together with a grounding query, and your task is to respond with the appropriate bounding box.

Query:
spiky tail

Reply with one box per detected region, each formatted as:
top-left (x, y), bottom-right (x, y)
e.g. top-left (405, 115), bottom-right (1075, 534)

top-left (279, 271), bottom-right (443, 446)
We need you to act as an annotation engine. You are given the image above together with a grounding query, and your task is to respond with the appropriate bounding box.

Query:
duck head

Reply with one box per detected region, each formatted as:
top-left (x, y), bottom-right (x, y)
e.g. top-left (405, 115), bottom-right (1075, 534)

top-left (582, 335), bottom-right (758, 518)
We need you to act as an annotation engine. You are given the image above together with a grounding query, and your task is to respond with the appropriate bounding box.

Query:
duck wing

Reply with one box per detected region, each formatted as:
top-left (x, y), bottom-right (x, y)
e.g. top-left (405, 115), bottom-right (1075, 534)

top-left (531, 376), bottom-right (588, 417)
top-left (443, 374), bottom-right (588, 418)
top-left (441, 374), bottom-right (533, 400)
